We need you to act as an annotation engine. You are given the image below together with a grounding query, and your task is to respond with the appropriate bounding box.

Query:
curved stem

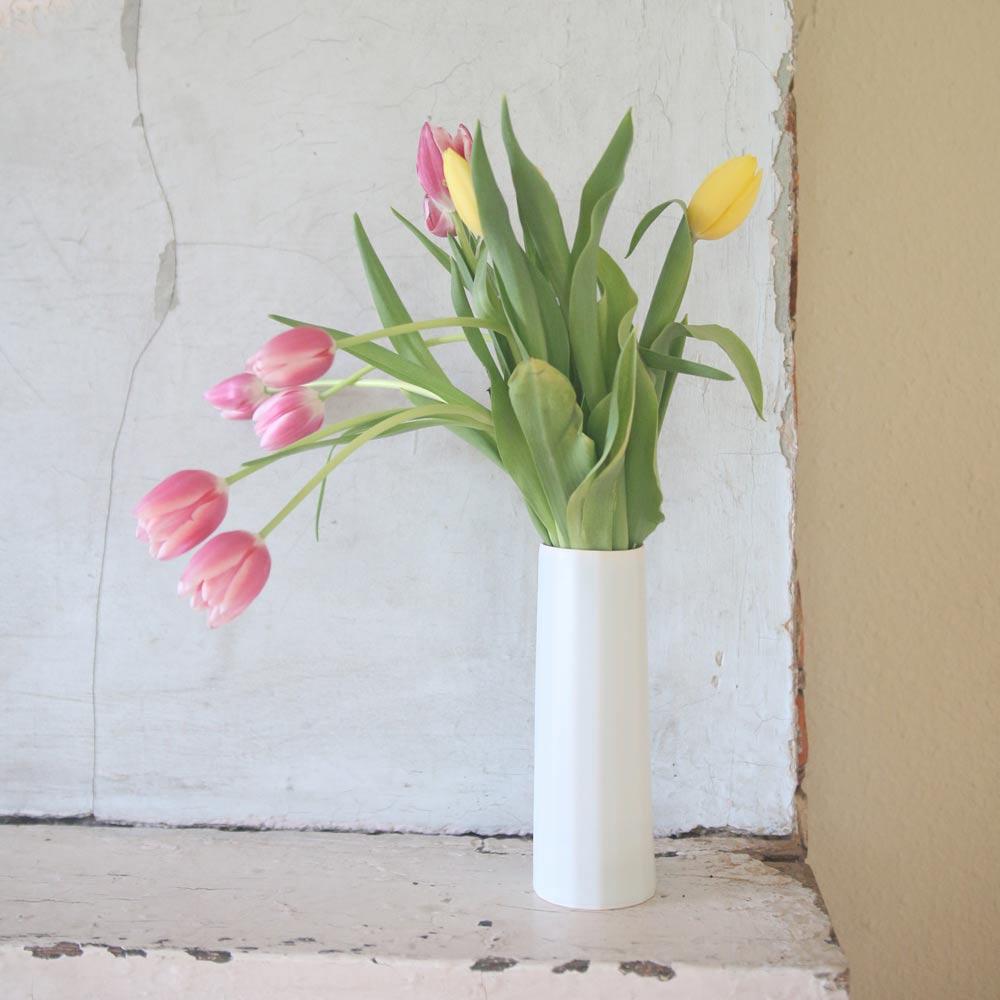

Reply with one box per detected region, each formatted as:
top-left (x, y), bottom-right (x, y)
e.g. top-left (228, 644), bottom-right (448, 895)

top-left (336, 316), bottom-right (511, 349)
top-left (310, 334), bottom-right (468, 400)
top-left (224, 408), bottom-right (405, 485)
top-left (257, 404), bottom-right (492, 539)
top-left (348, 379), bottom-right (443, 399)
top-left (316, 364), bottom-right (372, 400)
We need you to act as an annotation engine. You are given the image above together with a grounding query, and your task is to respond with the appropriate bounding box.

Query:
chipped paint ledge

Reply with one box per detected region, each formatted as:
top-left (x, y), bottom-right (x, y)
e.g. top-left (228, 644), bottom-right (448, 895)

top-left (2, 824), bottom-right (847, 997)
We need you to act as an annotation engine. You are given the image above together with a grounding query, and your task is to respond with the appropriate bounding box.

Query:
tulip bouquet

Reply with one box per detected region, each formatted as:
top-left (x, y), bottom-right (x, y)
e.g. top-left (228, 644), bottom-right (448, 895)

top-left (136, 101), bottom-right (764, 627)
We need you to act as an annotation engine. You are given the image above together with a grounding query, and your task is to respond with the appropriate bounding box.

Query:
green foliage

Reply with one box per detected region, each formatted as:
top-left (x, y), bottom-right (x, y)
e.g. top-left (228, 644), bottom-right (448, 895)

top-left (266, 103), bottom-right (765, 550)
top-left (566, 335), bottom-right (639, 549)
top-left (500, 98), bottom-right (571, 303)
top-left (508, 359), bottom-right (596, 547)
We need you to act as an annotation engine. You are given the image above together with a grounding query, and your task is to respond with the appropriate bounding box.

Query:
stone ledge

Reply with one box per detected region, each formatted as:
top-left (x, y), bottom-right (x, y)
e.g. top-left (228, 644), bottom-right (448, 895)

top-left (0, 824), bottom-right (848, 998)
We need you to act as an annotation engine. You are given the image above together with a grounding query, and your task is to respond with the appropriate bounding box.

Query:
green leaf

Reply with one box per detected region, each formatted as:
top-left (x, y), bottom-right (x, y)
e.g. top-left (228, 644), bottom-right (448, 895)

top-left (470, 249), bottom-right (503, 325)
top-left (528, 260), bottom-right (571, 376)
top-left (565, 115), bottom-right (633, 410)
top-left (449, 236), bottom-right (476, 288)
top-left (597, 249), bottom-right (638, 379)
top-left (500, 98), bottom-right (571, 302)
top-left (352, 214), bottom-right (445, 377)
top-left (487, 370), bottom-right (556, 544)
top-left (491, 268), bottom-right (531, 360)
top-left (313, 443), bottom-right (336, 540)
top-left (470, 124), bottom-right (547, 359)
top-left (351, 219), bottom-right (500, 462)
top-left (571, 109), bottom-right (633, 263)
top-left (677, 322), bottom-right (765, 417)
top-left (624, 358), bottom-right (665, 546)
top-left (585, 392), bottom-right (612, 453)
top-left (450, 260), bottom-right (501, 382)
top-left (566, 335), bottom-right (639, 549)
top-left (391, 207), bottom-right (452, 272)
top-left (469, 254), bottom-right (515, 377)
top-left (508, 358), bottom-right (596, 547)
top-left (648, 324), bottom-right (687, 426)
top-left (639, 345), bottom-right (734, 380)
top-left (567, 190), bottom-right (618, 410)
top-left (639, 213), bottom-right (693, 348)
top-left (626, 198), bottom-right (685, 258)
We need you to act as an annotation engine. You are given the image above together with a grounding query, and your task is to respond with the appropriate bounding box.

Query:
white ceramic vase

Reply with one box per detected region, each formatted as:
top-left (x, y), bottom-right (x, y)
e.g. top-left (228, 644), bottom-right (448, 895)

top-left (532, 544), bottom-right (656, 910)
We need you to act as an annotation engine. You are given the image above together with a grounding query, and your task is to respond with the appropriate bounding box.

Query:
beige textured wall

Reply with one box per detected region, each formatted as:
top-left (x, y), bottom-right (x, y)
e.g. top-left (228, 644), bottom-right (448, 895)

top-left (796, 1), bottom-right (1000, 998)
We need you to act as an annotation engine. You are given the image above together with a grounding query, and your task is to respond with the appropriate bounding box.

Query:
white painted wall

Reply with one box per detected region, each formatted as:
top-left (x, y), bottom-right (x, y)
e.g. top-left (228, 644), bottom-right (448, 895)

top-left (0, 0), bottom-right (795, 834)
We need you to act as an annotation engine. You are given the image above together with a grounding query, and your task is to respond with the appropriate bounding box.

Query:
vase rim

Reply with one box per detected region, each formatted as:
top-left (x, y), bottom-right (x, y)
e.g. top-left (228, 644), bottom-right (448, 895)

top-left (538, 543), bottom-right (645, 556)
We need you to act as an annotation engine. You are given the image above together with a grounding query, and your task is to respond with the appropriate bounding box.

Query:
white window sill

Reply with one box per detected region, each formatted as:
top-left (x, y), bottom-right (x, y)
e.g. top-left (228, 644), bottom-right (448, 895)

top-left (1, 824), bottom-right (847, 998)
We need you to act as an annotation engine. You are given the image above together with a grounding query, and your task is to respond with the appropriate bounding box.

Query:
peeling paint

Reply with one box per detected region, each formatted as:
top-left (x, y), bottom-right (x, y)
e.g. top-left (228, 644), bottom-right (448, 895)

top-left (119, 0), bottom-right (139, 69)
top-left (26, 941), bottom-right (82, 959)
top-left (817, 968), bottom-right (851, 994)
top-left (106, 945), bottom-right (146, 958)
top-left (153, 240), bottom-right (177, 324)
top-left (552, 958), bottom-right (589, 974)
top-left (769, 18), bottom-right (805, 842)
top-left (186, 947), bottom-right (232, 963)
top-left (619, 960), bottom-right (675, 980)
top-left (474, 839), bottom-right (507, 856)
top-left (470, 956), bottom-right (517, 972)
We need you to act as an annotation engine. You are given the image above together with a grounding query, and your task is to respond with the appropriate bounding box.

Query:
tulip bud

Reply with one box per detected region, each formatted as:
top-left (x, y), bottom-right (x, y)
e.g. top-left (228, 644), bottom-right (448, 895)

top-left (204, 372), bottom-right (266, 420)
top-left (178, 530), bottom-right (271, 628)
top-left (252, 386), bottom-right (324, 451)
top-left (442, 148), bottom-right (482, 237)
top-left (246, 326), bottom-right (335, 389)
top-left (417, 122), bottom-right (473, 236)
top-left (686, 155), bottom-right (763, 241)
top-left (135, 469), bottom-right (228, 560)
top-left (417, 123), bottom-right (453, 211)
top-left (423, 195), bottom-right (455, 238)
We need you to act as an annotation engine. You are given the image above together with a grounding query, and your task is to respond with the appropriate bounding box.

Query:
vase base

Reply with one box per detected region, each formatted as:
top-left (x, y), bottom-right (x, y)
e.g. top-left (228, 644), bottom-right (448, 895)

top-left (532, 882), bottom-right (656, 911)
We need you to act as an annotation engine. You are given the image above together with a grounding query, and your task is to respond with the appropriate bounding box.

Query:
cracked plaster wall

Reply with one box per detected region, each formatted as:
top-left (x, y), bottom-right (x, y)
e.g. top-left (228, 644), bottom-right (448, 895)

top-left (1, 0), bottom-right (796, 833)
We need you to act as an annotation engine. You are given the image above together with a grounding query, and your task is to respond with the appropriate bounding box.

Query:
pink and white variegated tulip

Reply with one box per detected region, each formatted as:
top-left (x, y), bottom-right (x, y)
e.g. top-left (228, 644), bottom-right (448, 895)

top-left (134, 469), bottom-right (229, 560)
top-left (252, 386), bottom-right (324, 451)
top-left (416, 122), bottom-right (473, 237)
top-left (423, 196), bottom-right (454, 238)
top-left (246, 326), bottom-right (335, 389)
top-left (178, 530), bottom-right (271, 628)
top-left (204, 372), bottom-right (266, 420)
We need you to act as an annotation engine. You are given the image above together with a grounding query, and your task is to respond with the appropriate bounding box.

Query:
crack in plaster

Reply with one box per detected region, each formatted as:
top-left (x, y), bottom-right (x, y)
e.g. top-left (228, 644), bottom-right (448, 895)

top-left (91, 0), bottom-right (179, 815)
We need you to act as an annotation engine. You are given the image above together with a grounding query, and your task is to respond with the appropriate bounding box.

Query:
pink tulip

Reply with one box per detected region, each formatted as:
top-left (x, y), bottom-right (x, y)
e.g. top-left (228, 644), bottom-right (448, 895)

top-left (416, 122), bottom-right (473, 235)
top-left (204, 372), bottom-right (266, 420)
top-left (178, 530), bottom-right (271, 628)
top-left (252, 386), bottom-right (324, 451)
top-left (247, 326), bottom-right (335, 388)
top-left (424, 195), bottom-right (455, 237)
top-left (135, 469), bottom-right (229, 560)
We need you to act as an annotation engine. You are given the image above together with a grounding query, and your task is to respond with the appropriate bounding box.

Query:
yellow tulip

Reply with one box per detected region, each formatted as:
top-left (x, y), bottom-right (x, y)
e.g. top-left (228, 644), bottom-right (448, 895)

top-left (686, 155), bottom-right (763, 241)
top-left (442, 148), bottom-right (482, 237)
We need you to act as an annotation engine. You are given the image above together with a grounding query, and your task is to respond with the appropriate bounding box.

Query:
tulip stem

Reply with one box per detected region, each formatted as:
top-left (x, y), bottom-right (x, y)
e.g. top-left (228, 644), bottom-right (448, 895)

top-left (454, 218), bottom-right (476, 265)
top-left (257, 404), bottom-right (492, 539)
top-left (269, 313), bottom-right (513, 349)
top-left (340, 378), bottom-right (444, 399)
top-left (335, 316), bottom-right (511, 349)
top-left (223, 408), bottom-right (407, 485)
top-left (224, 465), bottom-right (258, 485)
top-left (316, 364), bottom-right (373, 399)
